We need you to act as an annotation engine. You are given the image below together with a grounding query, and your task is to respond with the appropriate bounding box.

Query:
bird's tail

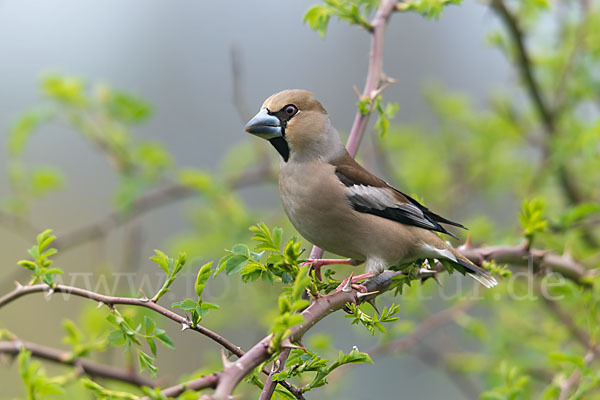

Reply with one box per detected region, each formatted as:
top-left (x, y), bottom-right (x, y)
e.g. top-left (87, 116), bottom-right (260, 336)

top-left (447, 248), bottom-right (498, 288)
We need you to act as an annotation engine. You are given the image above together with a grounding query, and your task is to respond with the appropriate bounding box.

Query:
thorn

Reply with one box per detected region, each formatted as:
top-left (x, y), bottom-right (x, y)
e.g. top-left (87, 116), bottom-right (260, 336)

top-left (342, 272), bottom-right (354, 293)
top-left (356, 290), bottom-right (379, 299)
top-left (353, 86), bottom-right (362, 98)
top-left (383, 74), bottom-right (398, 84)
top-left (432, 273), bottom-right (443, 288)
top-left (464, 234), bottom-right (472, 250)
top-left (96, 301), bottom-right (104, 309)
top-left (370, 82), bottom-right (391, 100)
top-left (221, 349), bottom-right (233, 368)
top-left (14, 281), bottom-right (22, 289)
top-left (281, 338), bottom-right (306, 352)
top-left (138, 289), bottom-right (149, 302)
top-left (181, 315), bottom-right (192, 331)
top-left (44, 287), bottom-right (54, 298)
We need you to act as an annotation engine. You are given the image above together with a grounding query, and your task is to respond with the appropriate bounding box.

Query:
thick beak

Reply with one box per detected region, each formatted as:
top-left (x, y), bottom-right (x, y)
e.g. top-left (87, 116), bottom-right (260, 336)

top-left (244, 108), bottom-right (282, 139)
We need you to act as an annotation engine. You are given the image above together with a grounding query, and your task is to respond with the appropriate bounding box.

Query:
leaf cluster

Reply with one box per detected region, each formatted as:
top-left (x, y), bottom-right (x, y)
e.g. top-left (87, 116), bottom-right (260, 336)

top-left (17, 229), bottom-right (63, 286)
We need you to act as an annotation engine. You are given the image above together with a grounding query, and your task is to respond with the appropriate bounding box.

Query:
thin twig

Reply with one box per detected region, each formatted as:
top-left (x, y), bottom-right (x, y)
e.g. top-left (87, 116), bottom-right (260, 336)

top-left (309, 0), bottom-right (399, 261)
top-left (139, 373), bottom-right (220, 400)
top-left (0, 339), bottom-right (156, 388)
top-left (54, 167), bottom-right (275, 252)
top-left (0, 282), bottom-right (303, 399)
top-left (541, 295), bottom-right (600, 358)
top-left (458, 242), bottom-right (594, 286)
top-left (211, 270), bottom-right (402, 399)
top-left (259, 348), bottom-right (291, 400)
top-left (558, 351), bottom-right (594, 400)
top-left (490, 0), bottom-right (596, 247)
top-left (0, 283), bottom-right (244, 358)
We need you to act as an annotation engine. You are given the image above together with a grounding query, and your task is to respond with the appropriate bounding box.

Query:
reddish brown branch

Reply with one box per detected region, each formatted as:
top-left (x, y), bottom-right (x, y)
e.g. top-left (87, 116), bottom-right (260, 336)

top-left (259, 348), bottom-right (292, 400)
top-left (490, 0), bottom-right (596, 248)
top-left (0, 283), bottom-right (244, 358)
top-left (309, 0), bottom-right (399, 260)
top-left (0, 282), bottom-right (303, 399)
top-left (0, 339), bottom-right (156, 388)
top-left (139, 373), bottom-right (220, 400)
top-left (212, 271), bottom-right (402, 399)
top-left (458, 243), bottom-right (594, 286)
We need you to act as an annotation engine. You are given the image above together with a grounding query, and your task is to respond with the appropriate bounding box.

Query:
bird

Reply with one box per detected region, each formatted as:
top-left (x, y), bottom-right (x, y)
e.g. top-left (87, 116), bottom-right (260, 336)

top-left (243, 89), bottom-right (497, 289)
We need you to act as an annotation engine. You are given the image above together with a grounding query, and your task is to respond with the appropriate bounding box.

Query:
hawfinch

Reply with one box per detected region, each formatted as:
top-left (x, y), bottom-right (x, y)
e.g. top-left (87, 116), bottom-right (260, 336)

top-left (244, 89), bottom-right (497, 288)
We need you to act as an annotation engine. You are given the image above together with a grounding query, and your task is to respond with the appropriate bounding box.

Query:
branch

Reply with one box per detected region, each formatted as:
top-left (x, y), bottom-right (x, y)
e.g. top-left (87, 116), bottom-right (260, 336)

top-left (53, 167), bottom-right (275, 251)
top-left (0, 339), bottom-right (156, 388)
top-left (0, 210), bottom-right (40, 241)
top-left (0, 282), bottom-right (303, 399)
top-left (212, 271), bottom-right (402, 399)
top-left (0, 283), bottom-right (244, 359)
top-left (309, 0), bottom-right (399, 260)
top-left (558, 351), bottom-right (594, 400)
top-left (541, 294), bottom-right (600, 358)
top-left (259, 348), bottom-right (291, 400)
top-left (458, 242), bottom-right (594, 286)
top-left (490, 0), bottom-right (596, 247)
top-left (490, 0), bottom-right (554, 134)
top-left (140, 373), bottom-right (220, 400)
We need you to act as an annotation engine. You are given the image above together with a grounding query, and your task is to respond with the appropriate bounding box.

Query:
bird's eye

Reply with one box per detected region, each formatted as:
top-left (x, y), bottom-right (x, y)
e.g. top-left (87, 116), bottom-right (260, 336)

top-left (284, 105), bottom-right (298, 117)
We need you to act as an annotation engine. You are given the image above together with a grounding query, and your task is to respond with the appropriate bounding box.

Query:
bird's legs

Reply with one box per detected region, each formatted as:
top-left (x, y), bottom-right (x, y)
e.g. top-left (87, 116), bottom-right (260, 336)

top-left (336, 272), bottom-right (374, 293)
top-left (301, 258), bottom-right (352, 281)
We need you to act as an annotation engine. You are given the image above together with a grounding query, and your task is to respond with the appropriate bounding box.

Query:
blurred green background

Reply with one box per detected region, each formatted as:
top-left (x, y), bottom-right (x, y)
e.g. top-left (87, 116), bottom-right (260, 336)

top-left (1, 0), bottom-right (599, 399)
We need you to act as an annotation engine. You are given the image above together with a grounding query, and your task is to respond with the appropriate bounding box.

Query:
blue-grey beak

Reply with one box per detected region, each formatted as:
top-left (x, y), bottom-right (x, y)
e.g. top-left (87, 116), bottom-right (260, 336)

top-left (244, 108), bottom-right (282, 139)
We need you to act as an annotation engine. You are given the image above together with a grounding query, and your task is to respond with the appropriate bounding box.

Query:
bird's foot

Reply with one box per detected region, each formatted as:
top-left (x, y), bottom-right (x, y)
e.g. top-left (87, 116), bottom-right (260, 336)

top-left (336, 272), bottom-right (374, 293)
top-left (301, 258), bottom-right (352, 281)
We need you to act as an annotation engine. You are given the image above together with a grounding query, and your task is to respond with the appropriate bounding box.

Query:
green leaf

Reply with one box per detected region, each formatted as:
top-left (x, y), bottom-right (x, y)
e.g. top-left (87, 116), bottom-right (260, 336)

top-left (396, 0), bottom-right (462, 19)
top-left (137, 349), bottom-right (157, 376)
top-left (144, 316), bottom-right (156, 336)
top-left (519, 198), bottom-right (547, 241)
top-left (107, 330), bottom-right (127, 347)
top-left (106, 90), bottom-right (152, 123)
top-left (292, 266), bottom-right (311, 301)
top-left (194, 262), bottom-right (213, 300)
top-left (150, 249), bottom-right (170, 275)
top-left (225, 254), bottom-right (248, 275)
top-left (31, 166), bottom-right (64, 196)
top-left (154, 329), bottom-right (175, 349)
top-left (146, 337), bottom-right (157, 356)
top-left (171, 298), bottom-right (198, 311)
top-left (303, 5), bottom-right (332, 38)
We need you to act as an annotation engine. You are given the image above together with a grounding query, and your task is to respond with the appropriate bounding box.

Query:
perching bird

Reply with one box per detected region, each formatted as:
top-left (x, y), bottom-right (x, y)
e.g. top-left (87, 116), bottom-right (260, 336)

top-left (244, 89), bottom-right (497, 288)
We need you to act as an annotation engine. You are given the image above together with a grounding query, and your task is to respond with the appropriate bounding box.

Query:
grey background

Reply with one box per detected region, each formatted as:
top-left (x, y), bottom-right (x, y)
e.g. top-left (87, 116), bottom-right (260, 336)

top-left (0, 0), bottom-right (509, 398)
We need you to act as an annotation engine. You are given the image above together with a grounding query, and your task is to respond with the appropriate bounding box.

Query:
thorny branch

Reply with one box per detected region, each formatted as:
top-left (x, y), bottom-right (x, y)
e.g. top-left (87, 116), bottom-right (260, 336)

top-left (0, 282), bottom-right (303, 399)
top-left (0, 338), bottom-right (156, 388)
top-left (0, 234), bottom-right (595, 398)
top-left (308, 0), bottom-right (398, 264)
top-left (212, 271), bottom-right (402, 399)
top-left (0, 284), bottom-right (243, 357)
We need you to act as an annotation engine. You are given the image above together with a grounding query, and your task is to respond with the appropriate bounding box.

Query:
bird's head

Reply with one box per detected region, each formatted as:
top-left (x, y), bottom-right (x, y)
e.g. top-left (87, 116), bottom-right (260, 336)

top-left (244, 89), bottom-right (345, 162)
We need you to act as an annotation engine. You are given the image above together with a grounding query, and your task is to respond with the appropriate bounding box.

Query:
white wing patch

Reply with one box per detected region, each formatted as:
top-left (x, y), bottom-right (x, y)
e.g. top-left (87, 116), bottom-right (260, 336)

top-left (346, 185), bottom-right (424, 215)
top-left (419, 243), bottom-right (457, 262)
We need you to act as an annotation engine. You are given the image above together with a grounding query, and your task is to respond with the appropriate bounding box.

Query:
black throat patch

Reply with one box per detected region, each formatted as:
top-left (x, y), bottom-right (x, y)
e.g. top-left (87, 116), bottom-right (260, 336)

top-left (268, 136), bottom-right (289, 162)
